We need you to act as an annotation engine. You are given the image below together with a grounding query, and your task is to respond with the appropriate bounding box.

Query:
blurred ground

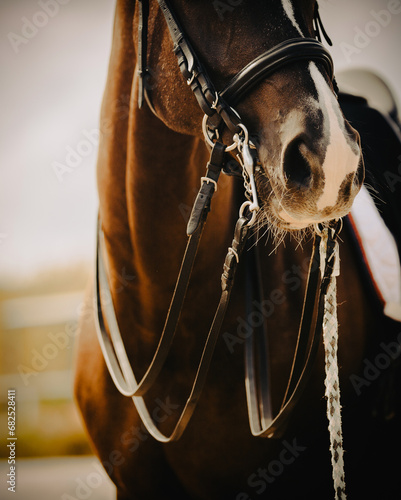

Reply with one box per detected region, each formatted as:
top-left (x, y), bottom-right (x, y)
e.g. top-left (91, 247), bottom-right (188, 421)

top-left (0, 456), bottom-right (116, 500)
top-left (0, 263), bottom-right (92, 459)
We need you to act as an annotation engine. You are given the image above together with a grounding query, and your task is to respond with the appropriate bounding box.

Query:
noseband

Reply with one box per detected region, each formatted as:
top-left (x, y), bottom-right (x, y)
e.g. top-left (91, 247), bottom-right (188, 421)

top-left (139, 0), bottom-right (335, 223)
top-left (96, 0), bottom-right (341, 443)
top-left (138, 0), bottom-right (335, 136)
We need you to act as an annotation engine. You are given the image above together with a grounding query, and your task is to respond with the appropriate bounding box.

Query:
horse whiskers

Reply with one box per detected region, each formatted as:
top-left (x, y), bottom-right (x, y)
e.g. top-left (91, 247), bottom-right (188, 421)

top-left (249, 201), bottom-right (320, 254)
top-left (364, 182), bottom-right (385, 206)
top-left (249, 204), bottom-right (287, 253)
top-left (249, 211), bottom-right (271, 249)
top-left (251, 174), bottom-right (323, 252)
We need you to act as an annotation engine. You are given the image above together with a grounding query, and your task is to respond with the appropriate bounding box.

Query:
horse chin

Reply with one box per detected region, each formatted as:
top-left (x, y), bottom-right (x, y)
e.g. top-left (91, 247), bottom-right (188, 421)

top-left (256, 199), bottom-right (345, 247)
top-left (275, 209), bottom-right (325, 230)
top-left (255, 177), bottom-right (353, 238)
top-left (276, 215), bottom-right (315, 234)
top-left (253, 205), bottom-right (314, 249)
top-left (274, 204), bottom-right (346, 231)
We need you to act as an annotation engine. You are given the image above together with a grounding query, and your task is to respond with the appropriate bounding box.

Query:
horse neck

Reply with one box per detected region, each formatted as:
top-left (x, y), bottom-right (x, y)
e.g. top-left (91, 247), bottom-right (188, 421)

top-left (126, 105), bottom-right (204, 280)
top-left (98, 89), bottom-right (238, 342)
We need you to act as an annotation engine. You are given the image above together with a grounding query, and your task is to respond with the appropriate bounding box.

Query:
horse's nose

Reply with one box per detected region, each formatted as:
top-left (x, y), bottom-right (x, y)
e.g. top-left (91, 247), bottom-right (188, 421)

top-left (278, 129), bottom-right (364, 225)
top-left (282, 133), bottom-right (364, 197)
top-left (282, 136), bottom-right (316, 190)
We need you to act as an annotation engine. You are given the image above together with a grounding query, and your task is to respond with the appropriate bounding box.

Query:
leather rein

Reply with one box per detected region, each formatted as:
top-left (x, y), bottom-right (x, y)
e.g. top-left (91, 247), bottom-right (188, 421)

top-left (95, 0), bottom-right (340, 442)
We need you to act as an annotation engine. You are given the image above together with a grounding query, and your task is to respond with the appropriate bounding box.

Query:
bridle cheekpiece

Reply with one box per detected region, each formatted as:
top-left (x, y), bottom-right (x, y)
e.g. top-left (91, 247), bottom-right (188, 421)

top-left (95, 0), bottom-right (341, 445)
top-left (138, 0), bottom-right (335, 226)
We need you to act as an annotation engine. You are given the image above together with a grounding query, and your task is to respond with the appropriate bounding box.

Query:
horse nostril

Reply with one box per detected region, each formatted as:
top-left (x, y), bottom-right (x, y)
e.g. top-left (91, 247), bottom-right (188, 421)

top-left (282, 139), bottom-right (312, 189)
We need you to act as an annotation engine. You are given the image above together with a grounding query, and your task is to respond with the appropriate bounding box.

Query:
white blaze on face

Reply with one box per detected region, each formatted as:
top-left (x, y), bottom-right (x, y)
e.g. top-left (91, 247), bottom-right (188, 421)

top-left (309, 62), bottom-right (360, 210)
top-left (281, 0), bottom-right (304, 36)
top-left (281, 0), bottom-right (360, 212)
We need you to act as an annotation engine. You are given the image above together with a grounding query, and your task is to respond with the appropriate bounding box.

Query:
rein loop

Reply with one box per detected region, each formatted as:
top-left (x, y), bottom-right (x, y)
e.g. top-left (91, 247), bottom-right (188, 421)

top-left (96, 208), bottom-right (253, 442)
top-left (96, 0), bottom-right (342, 446)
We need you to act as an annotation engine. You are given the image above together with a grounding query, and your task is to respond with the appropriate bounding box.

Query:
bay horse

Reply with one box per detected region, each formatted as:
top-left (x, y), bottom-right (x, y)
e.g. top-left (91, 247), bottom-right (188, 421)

top-left (74, 1), bottom-right (400, 498)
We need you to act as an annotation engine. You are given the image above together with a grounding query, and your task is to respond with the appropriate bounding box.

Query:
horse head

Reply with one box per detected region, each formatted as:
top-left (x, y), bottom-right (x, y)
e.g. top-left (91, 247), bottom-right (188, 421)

top-left (143, 0), bottom-right (364, 233)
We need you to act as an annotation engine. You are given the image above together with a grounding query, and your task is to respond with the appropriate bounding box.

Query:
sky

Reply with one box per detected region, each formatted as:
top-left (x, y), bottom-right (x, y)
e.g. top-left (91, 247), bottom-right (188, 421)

top-left (0, 0), bottom-right (116, 285)
top-left (1, 0), bottom-right (400, 285)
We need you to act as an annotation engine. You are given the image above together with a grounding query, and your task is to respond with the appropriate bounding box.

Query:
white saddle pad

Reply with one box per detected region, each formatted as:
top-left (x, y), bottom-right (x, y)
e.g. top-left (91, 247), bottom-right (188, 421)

top-left (349, 185), bottom-right (401, 322)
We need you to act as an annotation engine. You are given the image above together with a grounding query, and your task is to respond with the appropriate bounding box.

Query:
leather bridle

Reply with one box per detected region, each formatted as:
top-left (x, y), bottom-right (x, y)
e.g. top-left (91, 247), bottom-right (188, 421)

top-left (95, 0), bottom-right (341, 442)
top-left (139, 0), bottom-right (335, 130)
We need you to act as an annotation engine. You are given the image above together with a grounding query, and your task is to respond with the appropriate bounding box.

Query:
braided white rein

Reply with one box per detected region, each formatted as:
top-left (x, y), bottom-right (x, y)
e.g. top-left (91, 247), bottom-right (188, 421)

top-left (320, 228), bottom-right (346, 500)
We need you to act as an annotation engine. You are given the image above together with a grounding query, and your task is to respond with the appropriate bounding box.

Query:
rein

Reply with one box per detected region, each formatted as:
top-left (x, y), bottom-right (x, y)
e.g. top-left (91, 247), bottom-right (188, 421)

top-left (244, 223), bottom-right (340, 438)
top-left (95, 0), bottom-right (343, 469)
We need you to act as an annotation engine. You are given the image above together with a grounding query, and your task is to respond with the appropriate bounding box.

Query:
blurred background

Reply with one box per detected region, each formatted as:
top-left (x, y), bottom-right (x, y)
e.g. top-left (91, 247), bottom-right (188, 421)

top-left (0, 0), bottom-right (400, 498)
top-left (0, 0), bottom-right (117, 497)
